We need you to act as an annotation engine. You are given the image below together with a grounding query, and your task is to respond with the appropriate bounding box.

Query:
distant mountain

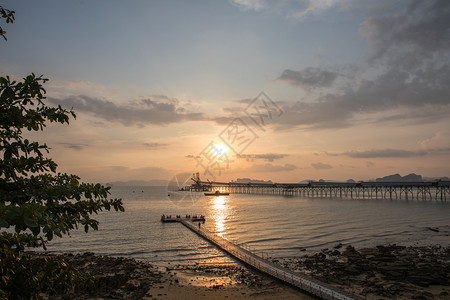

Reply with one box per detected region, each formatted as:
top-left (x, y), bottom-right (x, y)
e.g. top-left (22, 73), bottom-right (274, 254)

top-left (376, 173), bottom-right (423, 182)
top-left (423, 176), bottom-right (450, 182)
top-left (106, 179), bottom-right (169, 186)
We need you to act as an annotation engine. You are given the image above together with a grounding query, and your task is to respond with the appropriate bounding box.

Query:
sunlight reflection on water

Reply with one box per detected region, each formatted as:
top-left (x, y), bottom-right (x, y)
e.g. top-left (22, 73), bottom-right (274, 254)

top-left (209, 196), bottom-right (228, 237)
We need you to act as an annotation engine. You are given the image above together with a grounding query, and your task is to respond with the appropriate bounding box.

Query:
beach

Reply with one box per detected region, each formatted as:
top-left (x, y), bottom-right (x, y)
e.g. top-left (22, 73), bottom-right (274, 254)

top-left (42, 252), bottom-right (311, 300)
top-left (42, 243), bottom-right (449, 299)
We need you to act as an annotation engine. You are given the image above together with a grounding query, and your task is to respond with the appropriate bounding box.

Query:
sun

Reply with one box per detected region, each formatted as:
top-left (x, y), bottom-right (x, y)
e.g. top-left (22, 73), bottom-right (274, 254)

top-left (212, 143), bottom-right (227, 157)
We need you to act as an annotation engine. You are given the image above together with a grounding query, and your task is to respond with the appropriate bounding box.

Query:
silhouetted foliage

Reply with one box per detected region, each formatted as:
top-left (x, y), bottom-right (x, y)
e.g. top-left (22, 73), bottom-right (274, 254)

top-left (1, 7), bottom-right (124, 298)
top-left (0, 73), bottom-right (124, 299)
top-left (0, 6), bottom-right (15, 40)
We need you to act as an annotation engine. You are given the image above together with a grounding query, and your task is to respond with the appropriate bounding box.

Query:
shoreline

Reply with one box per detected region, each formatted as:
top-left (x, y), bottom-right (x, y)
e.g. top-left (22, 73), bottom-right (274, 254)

top-left (40, 244), bottom-right (450, 299)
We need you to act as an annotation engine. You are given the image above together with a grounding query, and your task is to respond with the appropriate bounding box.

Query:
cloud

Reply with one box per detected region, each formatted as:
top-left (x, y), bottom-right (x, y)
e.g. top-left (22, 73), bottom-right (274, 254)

top-left (142, 142), bottom-right (168, 149)
top-left (328, 147), bottom-right (450, 158)
top-left (247, 163), bottom-right (297, 172)
top-left (311, 162), bottom-right (333, 170)
top-left (360, 1), bottom-right (450, 63)
top-left (275, 1), bottom-right (450, 130)
top-left (230, 0), bottom-right (349, 18)
top-left (236, 153), bottom-right (289, 162)
top-left (230, 0), bottom-right (265, 11)
top-left (48, 95), bottom-right (205, 126)
top-left (274, 65), bottom-right (450, 130)
top-left (278, 68), bottom-right (339, 90)
top-left (58, 142), bottom-right (86, 150)
top-left (339, 149), bottom-right (428, 158)
top-left (419, 132), bottom-right (450, 149)
top-left (290, 0), bottom-right (351, 18)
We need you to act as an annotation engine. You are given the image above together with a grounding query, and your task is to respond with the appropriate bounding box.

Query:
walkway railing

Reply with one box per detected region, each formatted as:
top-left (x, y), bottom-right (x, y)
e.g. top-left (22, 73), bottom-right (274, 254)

top-left (179, 219), bottom-right (363, 300)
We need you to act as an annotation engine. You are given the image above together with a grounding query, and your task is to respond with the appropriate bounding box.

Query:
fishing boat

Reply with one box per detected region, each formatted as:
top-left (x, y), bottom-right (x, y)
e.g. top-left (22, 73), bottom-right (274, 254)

top-left (204, 190), bottom-right (230, 196)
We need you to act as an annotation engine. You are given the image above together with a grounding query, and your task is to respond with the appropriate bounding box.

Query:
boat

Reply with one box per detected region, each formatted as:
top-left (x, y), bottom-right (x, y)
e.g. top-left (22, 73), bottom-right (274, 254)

top-left (204, 190), bottom-right (230, 196)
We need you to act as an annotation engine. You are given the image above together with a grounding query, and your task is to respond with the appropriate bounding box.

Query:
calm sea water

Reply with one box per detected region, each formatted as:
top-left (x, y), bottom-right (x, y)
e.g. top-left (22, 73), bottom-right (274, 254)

top-left (48, 186), bottom-right (450, 265)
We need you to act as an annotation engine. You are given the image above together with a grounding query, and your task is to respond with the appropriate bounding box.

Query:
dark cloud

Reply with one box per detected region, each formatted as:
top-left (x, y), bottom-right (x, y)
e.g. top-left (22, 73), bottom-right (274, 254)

top-left (428, 147), bottom-right (450, 155)
top-left (327, 147), bottom-right (450, 158)
top-left (274, 65), bottom-right (450, 130)
top-left (236, 153), bottom-right (288, 162)
top-left (275, 1), bottom-right (450, 130)
top-left (58, 142), bottom-right (85, 150)
top-left (278, 68), bottom-right (339, 90)
top-left (142, 142), bottom-right (168, 149)
top-left (247, 163), bottom-right (297, 172)
top-left (340, 149), bottom-right (428, 158)
top-left (49, 95), bottom-right (205, 126)
top-left (311, 162), bottom-right (333, 170)
top-left (360, 0), bottom-right (450, 64)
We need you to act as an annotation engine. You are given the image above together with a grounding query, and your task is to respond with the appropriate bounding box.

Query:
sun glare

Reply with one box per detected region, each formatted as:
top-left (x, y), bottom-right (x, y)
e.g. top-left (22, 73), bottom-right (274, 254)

top-left (212, 143), bottom-right (227, 157)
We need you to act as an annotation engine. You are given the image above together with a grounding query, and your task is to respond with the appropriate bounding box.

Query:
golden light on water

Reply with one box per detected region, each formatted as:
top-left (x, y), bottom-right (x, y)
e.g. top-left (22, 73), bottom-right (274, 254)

top-left (210, 196), bottom-right (228, 237)
top-left (213, 196), bottom-right (225, 208)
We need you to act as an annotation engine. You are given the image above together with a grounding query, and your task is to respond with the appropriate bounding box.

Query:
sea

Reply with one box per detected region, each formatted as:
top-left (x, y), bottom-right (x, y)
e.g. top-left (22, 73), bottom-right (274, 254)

top-left (47, 186), bottom-right (450, 266)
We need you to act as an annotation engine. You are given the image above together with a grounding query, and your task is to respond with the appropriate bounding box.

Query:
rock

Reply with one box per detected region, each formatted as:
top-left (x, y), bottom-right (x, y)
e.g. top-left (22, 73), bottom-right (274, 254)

top-left (407, 274), bottom-right (434, 287)
top-left (411, 291), bottom-right (435, 299)
top-left (333, 243), bottom-right (343, 249)
top-left (426, 227), bottom-right (439, 233)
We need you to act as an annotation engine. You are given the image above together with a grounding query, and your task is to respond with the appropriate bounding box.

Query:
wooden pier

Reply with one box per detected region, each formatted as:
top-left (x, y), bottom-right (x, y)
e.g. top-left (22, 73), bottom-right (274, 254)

top-left (162, 216), bottom-right (363, 300)
top-left (160, 214), bottom-right (205, 222)
top-left (192, 180), bottom-right (450, 201)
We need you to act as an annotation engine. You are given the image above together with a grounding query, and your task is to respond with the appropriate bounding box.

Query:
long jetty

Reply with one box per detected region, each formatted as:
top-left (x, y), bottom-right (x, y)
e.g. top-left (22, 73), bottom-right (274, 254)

top-left (191, 180), bottom-right (450, 201)
top-left (161, 215), bottom-right (363, 300)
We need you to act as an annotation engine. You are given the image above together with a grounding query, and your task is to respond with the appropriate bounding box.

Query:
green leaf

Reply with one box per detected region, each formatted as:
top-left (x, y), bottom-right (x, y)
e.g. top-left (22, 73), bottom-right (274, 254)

top-left (0, 218), bottom-right (9, 227)
top-left (24, 216), bottom-right (38, 228)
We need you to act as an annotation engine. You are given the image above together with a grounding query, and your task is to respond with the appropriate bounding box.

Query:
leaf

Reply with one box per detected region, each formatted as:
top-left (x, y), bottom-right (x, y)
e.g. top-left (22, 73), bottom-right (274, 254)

top-left (0, 218), bottom-right (9, 228)
top-left (24, 216), bottom-right (38, 229)
top-left (46, 230), bottom-right (54, 241)
top-left (30, 226), bottom-right (40, 236)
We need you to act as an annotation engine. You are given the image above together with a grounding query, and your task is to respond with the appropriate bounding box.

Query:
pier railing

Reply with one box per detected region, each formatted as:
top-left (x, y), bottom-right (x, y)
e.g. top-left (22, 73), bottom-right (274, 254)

top-left (177, 219), bottom-right (363, 300)
top-left (194, 181), bottom-right (450, 201)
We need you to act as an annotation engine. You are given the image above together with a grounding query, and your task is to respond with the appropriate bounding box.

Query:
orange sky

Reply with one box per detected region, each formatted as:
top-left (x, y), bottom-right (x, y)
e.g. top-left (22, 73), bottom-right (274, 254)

top-left (4, 1), bottom-right (450, 183)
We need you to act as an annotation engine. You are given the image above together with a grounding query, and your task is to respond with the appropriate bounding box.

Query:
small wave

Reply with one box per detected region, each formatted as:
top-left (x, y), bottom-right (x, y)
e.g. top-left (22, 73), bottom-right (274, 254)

top-left (175, 252), bottom-right (198, 257)
top-left (246, 237), bottom-right (284, 244)
top-left (112, 250), bottom-right (151, 256)
top-left (151, 248), bottom-right (192, 253)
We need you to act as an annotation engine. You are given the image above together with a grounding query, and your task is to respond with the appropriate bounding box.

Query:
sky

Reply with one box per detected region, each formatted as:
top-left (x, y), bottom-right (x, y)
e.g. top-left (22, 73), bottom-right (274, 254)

top-left (1, 0), bottom-right (450, 183)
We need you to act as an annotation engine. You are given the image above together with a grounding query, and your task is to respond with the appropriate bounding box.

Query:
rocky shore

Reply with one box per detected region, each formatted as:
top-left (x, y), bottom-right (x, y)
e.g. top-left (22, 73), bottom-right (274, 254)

top-left (275, 244), bottom-right (450, 299)
top-left (42, 244), bottom-right (450, 299)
